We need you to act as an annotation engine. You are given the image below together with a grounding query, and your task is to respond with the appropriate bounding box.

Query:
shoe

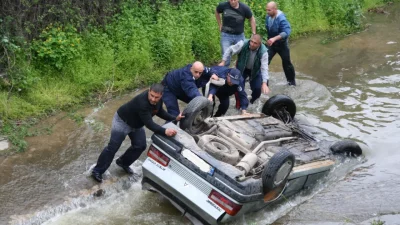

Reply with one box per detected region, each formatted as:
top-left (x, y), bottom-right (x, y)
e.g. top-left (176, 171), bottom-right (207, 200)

top-left (287, 80), bottom-right (296, 86)
top-left (116, 159), bottom-right (134, 175)
top-left (91, 171), bottom-right (103, 183)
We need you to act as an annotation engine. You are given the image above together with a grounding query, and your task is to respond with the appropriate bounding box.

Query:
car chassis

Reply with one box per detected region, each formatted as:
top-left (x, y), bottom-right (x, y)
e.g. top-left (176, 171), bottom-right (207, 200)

top-left (141, 95), bottom-right (362, 225)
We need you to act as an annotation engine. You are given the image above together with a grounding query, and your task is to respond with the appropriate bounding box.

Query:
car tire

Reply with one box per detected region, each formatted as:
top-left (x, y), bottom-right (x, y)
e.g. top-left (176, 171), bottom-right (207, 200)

top-left (180, 96), bottom-right (212, 135)
top-left (330, 140), bottom-right (362, 157)
top-left (262, 95), bottom-right (296, 122)
top-left (261, 149), bottom-right (295, 194)
top-left (198, 135), bottom-right (239, 165)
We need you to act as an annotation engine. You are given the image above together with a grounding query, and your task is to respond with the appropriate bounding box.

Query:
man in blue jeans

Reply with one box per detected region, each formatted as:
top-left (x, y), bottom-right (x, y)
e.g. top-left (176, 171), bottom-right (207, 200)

top-left (91, 84), bottom-right (184, 182)
top-left (219, 34), bottom-right (270, 104)
top-left (215, 0), bottom-right (256, 66)
top-left (265, 1), bottom-right (296, 85)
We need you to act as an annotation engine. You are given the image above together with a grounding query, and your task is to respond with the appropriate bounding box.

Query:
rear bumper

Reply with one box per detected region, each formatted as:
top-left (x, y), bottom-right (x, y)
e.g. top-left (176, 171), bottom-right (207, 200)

top-left (142, 158), bottom-right (225, 225)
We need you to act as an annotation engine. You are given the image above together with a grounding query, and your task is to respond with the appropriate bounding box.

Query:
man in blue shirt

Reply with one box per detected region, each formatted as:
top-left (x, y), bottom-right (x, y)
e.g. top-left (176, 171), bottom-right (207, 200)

top-left (265, 1), bottom-right (296, 86)
top-left (206, 67), bottom-right (249, 117)
top-left (162, 61), bottom-right (218, 117)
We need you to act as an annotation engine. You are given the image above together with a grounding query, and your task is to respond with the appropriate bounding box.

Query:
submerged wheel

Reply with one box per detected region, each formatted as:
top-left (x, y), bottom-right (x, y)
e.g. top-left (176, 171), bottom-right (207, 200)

top-left (261, 149), bottom-right (295, 194)
top-left (180, 96), bottom-right (212, 135)
top-left (262, 95), bottom-right (296, 123)
top-left (198, 135), bottom-right (239, 165)
top-left (330, 140), bottom-right (362, 157)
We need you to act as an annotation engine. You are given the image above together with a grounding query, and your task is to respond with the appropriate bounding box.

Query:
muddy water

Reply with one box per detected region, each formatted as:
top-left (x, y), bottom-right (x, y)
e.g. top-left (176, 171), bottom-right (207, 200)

top-left (1, 4), bottom-right (400, 225)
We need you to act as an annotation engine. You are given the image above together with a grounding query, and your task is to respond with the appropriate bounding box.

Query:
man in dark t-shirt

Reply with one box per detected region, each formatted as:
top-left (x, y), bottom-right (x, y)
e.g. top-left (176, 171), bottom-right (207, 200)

top-left (215, 0), bottom-right (256, 66)
top-left (91, 83), bottom-right (184, 182)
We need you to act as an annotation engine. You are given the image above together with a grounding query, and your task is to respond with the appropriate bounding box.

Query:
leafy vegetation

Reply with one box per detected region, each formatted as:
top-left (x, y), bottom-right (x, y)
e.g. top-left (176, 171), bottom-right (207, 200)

top-left (0, 0), bottom-right (397, 152)
top-left (371, 219), bottom-right (385, 225)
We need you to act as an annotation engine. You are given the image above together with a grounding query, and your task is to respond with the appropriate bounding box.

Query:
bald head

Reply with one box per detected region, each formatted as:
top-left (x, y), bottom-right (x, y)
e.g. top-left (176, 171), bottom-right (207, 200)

top-left (267, 1), bottom-right (277, 9)
top-left (266, 1), bottom-right (278, 17)
top-left (190, 61), bottom-right (204, 79)
top-left (249, 34), bottom-right (262, 51)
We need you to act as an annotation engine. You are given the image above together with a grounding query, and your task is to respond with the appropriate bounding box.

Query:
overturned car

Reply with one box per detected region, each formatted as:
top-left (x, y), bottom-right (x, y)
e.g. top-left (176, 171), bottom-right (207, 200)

top-left (141, 95), bottom-right (362, 225)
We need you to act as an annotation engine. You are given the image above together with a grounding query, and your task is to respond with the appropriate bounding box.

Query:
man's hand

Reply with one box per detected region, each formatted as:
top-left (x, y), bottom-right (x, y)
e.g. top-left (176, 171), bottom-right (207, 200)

top-left (165, 128), bottom-right (177, 137)
top-left (266, 37), bottom-right (276, 46)
top-left (218, 61), bottom-right (225, 66)
top-left (175, 112), bottom-right (185, 121)
top-left (208, 94), bottom-right (214, 102)
top-left (262, 82), bottom-right (270, 94)
top-left (211, 74), bottom-right (219, 80)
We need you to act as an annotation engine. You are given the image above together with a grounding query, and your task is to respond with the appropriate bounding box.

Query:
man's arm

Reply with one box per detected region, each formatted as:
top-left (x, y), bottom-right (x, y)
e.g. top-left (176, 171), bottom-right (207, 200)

top-left (267, 16), bottom-right (291, 46)
top-left (207, 84), bottom-right (220, 101)
top-left (215, 10), bottom-right (222, 32)
top-left (203, 66), bottom-right (218, 81)
top-left (182, 77), bottom-right (202, 100)
top-left (156, 103), bottom-right (176, 122)
top-left (219, 40), bottom-right (245, 66)
top-left (138, 108), bottom-right (166, 135)
top-left (237, 85), bottom-right (249, 114)
top-left (260, 51), bottom-right (270, 94)
top-left (249, 16), bottom-right (256, 35)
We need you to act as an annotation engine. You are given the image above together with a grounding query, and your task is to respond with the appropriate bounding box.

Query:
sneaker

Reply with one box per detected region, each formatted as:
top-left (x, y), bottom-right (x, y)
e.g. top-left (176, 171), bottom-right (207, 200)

top-left (91, 171), bottom-right (103, 183)
top-left (116, 159), bottom-right (134, 175)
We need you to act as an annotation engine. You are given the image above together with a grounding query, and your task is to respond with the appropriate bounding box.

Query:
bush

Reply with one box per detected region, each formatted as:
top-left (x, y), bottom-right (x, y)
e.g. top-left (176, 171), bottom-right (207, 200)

top-left (1, 0), bottom-right (397, 124)
top-left (31, 24), bottom-right (82, 70)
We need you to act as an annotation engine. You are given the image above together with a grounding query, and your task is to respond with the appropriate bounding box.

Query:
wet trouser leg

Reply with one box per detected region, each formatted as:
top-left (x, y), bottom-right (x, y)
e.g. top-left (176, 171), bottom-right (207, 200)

top-left (162, 87), bottom-right (180, 117)
top-left (214, 94), bottom-right (230, 117)
top-left (268, 41), bottom-right (296, 85)
top-left (93, 113), bottom-right (133, 175)
top-left (118, 127), bottom-right (147, 166)
top-left (249, 73), bottom-right (262, 103)
top-left (242, 68), bottom-right (262, 103)
top-left (278, 41), bottom-right (296, 85)
top-left (268, 46), bottom-right (277, 64)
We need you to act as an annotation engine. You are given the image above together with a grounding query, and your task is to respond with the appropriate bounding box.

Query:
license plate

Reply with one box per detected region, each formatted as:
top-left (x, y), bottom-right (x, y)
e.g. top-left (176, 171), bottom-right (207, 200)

top-left (181, 149), bottom-right (215, 176)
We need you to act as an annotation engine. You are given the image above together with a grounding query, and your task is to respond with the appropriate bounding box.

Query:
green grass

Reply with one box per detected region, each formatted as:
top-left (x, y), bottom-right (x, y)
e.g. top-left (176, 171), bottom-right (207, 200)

top-left (371, 219), bottom-right (386, 225)
top-left (0, 0), bottom-right (397, 152)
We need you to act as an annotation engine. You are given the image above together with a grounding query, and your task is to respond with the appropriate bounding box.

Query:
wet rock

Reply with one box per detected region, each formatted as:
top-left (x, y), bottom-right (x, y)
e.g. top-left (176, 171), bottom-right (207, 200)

top-left (0, 137), bottom-right (9, 151)
top-left (93, 188), bottom-right (105, 197)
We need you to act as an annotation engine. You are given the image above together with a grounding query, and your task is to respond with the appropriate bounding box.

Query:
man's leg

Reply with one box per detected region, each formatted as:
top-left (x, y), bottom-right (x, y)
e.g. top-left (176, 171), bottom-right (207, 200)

top-left (214, 95), bottom-right (230, 117)
top-left (93, 113), bottom-right (131, 175)
top-left (221, 32), bottom-right (232, 66)
top-left (277, 41), bottom-right (296, 85)
top-left (234, 68), bottom-right (250, 108)
top-left (268, 45), bottom-right (277, 65)
top-left (117, 127), bottom-right (146, 167)
top-left (162, 87), bottom-right (180, 117)
top-left (221, 33), bottom-right (245, 66)
top-left (249, 74), bottom-right (262, 103)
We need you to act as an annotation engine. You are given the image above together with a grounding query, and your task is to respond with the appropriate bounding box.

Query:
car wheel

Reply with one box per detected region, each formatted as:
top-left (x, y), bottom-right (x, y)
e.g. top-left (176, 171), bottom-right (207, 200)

top-left (198, 135), bottom-right (239, 165)
top-left (261, 149), bottom-right (295, 194)
top-left (330, 140), bottom-right (362, 157)
top-left (180, 96), bottom-right (212, 135)
top-left (262, 95), bottom-right (296, 123)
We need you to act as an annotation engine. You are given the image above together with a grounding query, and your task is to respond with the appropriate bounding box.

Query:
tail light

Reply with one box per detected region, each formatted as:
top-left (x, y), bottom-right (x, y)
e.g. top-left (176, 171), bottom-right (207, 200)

top-left (208, 190), bottom-right (242, 216)
top-left (147, 145), bottom-right (170, 167)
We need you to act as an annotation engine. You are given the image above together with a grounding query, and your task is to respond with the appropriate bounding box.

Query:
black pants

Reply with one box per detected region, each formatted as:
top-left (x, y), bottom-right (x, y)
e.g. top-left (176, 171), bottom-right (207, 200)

top-left (93, 113), bottom-right (147, 175)
top-left (268, 40), bottom-right (296, 85)
top-left (213, 94), bottom-right (230, 117)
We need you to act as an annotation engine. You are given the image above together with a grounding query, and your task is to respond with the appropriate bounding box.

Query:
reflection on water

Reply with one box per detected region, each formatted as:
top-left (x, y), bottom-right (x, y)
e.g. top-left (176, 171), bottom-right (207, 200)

top-left (2, 3), bottom-right (400, 225)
